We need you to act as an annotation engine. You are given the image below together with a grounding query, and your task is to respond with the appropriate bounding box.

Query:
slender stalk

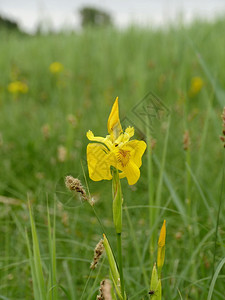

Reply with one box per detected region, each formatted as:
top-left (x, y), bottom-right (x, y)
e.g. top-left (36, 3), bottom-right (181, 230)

top-left (117, 233), bottom-right (125, 299)
top-left (112, 169), bottom-right (126, 299)
top-left (146, 117), bottom-right (155, 259)
top-left (212, 151), bottom-right (225, 275)
top-left (185, 147), bottom-right (191, 219)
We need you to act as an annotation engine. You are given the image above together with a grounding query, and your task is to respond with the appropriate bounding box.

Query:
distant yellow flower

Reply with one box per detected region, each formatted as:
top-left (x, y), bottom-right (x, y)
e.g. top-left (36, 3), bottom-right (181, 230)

top-left (8, 81), bottom-right (28, 94)
top-left (188, 76), bottom-right (204, 97)
top-left (49, 62), bottom-right (64, 74)
top-left (86, 97), bottom-right (147, 185)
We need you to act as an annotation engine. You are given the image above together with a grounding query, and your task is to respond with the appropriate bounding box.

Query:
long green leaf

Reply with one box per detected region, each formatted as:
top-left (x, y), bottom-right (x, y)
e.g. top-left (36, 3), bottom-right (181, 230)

top-left (28, 202), bottom-right (46, 300)
top-left (207, 258), bottom-right (225, 300)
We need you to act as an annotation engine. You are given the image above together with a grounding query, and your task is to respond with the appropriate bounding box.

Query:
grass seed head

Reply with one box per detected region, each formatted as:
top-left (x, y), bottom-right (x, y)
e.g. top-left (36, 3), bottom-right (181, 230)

top-left (65, 176), bottom-right (89, 202)
top-left (220, 107), bottom-right (225, 147)
top-left (90, 239), bottom-right (104, 270)
top-left (97, 279), bottom-right (112, 300)
top-left (58, 145), bottom-right (67, 162)
top-left (183, 130), bottom-right (190, 150)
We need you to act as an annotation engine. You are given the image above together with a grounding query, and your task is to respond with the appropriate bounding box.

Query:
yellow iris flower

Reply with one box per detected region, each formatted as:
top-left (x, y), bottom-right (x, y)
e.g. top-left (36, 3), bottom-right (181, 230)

top-left (86, 97), bottom-right (147, 185)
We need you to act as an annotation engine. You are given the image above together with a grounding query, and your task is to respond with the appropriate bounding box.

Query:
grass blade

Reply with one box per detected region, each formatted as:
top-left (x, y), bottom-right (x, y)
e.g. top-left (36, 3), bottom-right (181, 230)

top-left (28, 201), bottom-right (47, 300)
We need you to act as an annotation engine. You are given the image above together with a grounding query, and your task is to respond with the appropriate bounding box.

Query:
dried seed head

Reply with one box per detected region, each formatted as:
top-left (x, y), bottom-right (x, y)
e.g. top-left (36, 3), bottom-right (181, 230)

top-left (58, 145), bottom-right (67, 162)
top-left (65, 176), bottom-right (89, 202)
top-left (149, 138), bottom-right (157, 151)
top-left (89, 196), bottom-right (96, 206)
top-left (90, 239), bottom-right (104, 270)
top-left (97, 279), bottom-right (112, 300)
top-left (183, 130), bottom-right (191, 151)
top-left (222, 107), bottom-right (225, 125)
top-left (220, 107), bottom-right (225, 147)
top-left (41, 124), bottom-right (50, 139)
top-left (67, 114), bottom-right (77, 128)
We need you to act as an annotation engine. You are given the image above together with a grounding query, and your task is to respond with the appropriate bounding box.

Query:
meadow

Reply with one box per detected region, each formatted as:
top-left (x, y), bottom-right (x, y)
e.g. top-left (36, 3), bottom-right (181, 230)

top-left (0, 17), bottom-right (225, 299)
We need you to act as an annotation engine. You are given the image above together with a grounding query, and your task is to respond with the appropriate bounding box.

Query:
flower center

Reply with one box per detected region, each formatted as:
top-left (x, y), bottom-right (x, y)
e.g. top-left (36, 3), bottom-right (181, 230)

top-left (117, 149), bottom-right (130, 167)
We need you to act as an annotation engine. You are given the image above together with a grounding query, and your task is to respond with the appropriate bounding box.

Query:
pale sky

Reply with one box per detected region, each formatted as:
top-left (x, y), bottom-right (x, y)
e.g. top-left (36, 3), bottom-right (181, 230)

top-left (0, 0), bottom-right (225, 33)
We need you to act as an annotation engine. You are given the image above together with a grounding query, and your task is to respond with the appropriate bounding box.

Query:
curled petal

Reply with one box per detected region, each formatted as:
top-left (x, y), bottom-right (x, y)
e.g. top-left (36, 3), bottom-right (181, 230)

top-left (87, 130), bottom-right (112, 150)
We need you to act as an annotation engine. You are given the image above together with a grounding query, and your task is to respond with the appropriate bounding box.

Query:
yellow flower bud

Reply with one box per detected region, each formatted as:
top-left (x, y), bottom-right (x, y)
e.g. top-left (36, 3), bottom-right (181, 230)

top-left (157, 220), bottom-right (166, 278)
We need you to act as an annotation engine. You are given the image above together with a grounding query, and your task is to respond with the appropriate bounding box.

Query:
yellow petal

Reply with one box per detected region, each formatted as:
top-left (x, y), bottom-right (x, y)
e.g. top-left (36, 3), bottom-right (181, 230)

top-left (87, 143), bottom-right (112, 181)
top-left (86, 130), bottom-right (112, 150)
top-left (123, 160), bottom-right (140, 185)
top-left (124, 140), bottom-right (147, 167)
top-left (113, 140), bottom-right (146, 185)
top-left (123, 126), bottom-right (134, 142)
top-left (107, 97), bottom-right (122, 140)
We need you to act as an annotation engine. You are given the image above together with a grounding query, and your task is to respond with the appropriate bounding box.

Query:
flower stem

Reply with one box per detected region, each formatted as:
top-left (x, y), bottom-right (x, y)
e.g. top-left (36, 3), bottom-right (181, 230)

top-left (146, 117), bottom-right (155, 260)
top-left (112, 169), bottom-right (126, 299)
top-left (117, 232), bottom-right (125, 299)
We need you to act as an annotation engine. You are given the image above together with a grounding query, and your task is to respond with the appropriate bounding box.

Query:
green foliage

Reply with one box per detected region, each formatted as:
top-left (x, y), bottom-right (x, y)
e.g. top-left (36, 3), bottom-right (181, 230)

top-left (0, 15), bottom-right (21, 33)
top-left (103, 234), bottom-right (122, 299)
top-left (26, 202), bottom-right (59, 299)
top-left (150, 265), bottom-right (161, 300)
top-left (79, 6), bottom-right (112, 28)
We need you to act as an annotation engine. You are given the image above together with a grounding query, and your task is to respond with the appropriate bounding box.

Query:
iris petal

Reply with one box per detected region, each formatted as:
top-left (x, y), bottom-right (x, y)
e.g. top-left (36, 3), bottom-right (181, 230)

top-left (107, 97), bottom-right (122, 140)
top-left (123, 160), bottom-right (140, 185)
top-left (87, 130), bottom-right (112, 150)
top-left (87, 143), bottom-right (112, 181)
top-left (124, 140), bottom-right (147, 168)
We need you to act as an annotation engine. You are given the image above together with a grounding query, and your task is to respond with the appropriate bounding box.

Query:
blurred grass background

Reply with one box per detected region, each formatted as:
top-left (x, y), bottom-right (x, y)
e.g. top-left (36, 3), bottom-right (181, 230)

top-left (0, 17), bottom-right (225, 299)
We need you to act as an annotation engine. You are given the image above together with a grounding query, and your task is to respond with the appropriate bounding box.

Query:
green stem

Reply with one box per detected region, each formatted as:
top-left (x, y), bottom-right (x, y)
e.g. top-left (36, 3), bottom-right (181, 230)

top-left (146, 118), bottom-right (154, 260)
top-left (112, 169), bottom-right (126, 299)
top-left (185, 147), bottom-right (191, 220)
top-left (117, 233), bottom-right (125, 299)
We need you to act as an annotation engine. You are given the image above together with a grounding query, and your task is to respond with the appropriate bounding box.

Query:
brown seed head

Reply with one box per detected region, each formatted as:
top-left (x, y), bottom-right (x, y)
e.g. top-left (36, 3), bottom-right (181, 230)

top-left (97, 279), bottom-right (112, 300)
top-left (58, 145), bottom-right (67, 162)
top-left (222, 107), bottom-right (225, 125)
top-left (220, 107), bottom-right (225, 147)
top-left (149, 138), bottom-right (157, 151)
top-left (41, 124), bottom-right (50, 139)
top-left (65, 176), bottom-right (88, 201)
top-left (183, 130), bottom-right (191, 151)
top-left (90, 239), bottom-right (104, 270)
top-left (67, 114), bottom-right (77, 128)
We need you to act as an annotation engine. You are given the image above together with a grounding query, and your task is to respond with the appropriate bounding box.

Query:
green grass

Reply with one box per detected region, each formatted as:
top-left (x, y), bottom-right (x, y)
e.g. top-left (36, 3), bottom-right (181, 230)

top-left (0, 17), bottom-right (225, 299)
